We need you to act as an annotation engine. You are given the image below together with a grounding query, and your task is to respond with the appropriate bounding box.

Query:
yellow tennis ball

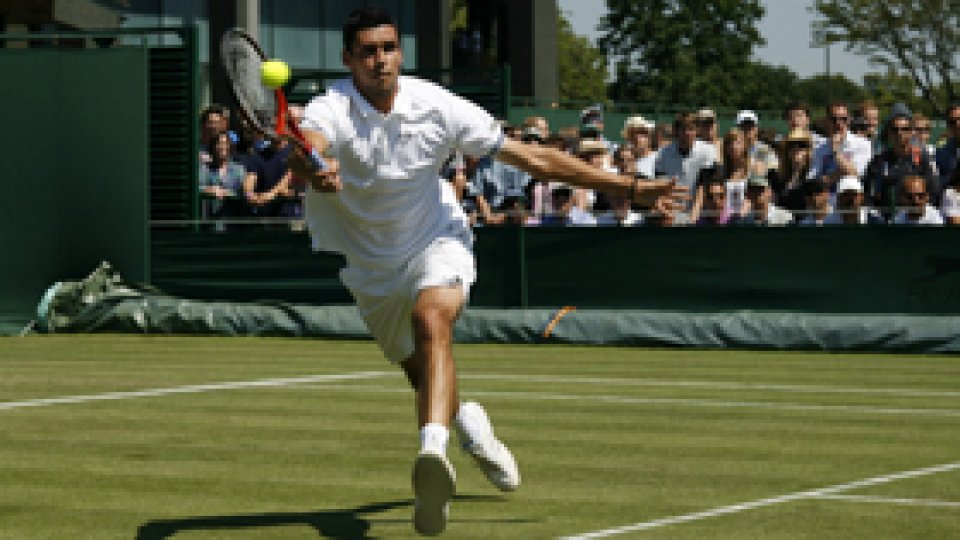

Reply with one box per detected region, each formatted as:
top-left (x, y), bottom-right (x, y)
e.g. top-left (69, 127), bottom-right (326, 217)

top-left (260, 59), bottom-right (290, 89)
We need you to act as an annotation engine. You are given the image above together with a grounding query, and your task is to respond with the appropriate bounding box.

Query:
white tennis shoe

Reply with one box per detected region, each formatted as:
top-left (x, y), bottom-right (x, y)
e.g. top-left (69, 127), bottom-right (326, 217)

top-left (412, 449), bottom-right (456, 536)
top-left (455, 401), bottom-right (521, 492)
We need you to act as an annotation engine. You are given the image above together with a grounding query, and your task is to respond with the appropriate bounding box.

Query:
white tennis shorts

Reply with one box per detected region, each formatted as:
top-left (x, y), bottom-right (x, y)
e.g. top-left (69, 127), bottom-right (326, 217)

top-left (339, 234), bottom-right (476, 363)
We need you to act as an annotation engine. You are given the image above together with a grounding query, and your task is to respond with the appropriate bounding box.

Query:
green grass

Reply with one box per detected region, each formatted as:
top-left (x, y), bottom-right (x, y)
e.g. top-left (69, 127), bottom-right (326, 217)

top-left (0, 335), bottom-right (958, 539)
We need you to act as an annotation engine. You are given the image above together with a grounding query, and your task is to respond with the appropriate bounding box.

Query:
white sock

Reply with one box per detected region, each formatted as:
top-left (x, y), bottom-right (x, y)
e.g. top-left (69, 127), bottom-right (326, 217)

top-left (420, 423), bottom-right (449, 454)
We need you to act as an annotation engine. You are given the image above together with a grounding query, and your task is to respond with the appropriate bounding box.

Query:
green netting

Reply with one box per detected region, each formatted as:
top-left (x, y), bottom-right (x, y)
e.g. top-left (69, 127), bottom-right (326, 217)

top-left (32, 263), bottom-right (960, 354)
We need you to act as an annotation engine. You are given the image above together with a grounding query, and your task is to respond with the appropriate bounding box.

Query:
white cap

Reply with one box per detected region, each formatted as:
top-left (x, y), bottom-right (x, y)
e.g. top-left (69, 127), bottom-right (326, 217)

top-left (836, 176), bottom-right (863, 193)
top-left (736, 110), bottom-right (759, 125)
top-left (622, 115), bottom-right (654, 134)
top-left (696, 108), bottom-right (717, 120)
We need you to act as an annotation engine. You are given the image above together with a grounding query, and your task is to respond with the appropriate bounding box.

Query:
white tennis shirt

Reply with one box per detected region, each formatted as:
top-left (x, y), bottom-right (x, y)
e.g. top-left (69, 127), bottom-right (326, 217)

top-left (300, 76), bottom-right (504, 270)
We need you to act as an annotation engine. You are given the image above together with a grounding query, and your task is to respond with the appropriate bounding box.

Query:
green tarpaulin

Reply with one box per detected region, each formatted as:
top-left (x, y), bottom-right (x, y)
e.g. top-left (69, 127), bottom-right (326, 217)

top-left (32, 263), bottom-right (960, 354)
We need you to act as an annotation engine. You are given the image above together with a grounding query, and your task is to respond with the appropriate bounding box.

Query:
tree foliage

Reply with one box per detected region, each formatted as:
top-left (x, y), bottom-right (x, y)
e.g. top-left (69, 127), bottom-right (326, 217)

top-left (598, 0), bottom-right (766, 107)
top-left (862, 71), bottom-right (937, 117)
top-left (794, 74), bottom-right (866, 111)
top-left (557, 11), bottom-right (608, 103)
top-left (814, 0), bottom-right (960, 114)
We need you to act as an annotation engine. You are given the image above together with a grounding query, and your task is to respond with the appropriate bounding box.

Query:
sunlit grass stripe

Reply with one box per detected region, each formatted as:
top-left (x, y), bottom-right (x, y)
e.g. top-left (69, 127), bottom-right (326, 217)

top-left (561, 461), bottom-right (960, 539)
top-left (0, 371), bottom-right (394, 411)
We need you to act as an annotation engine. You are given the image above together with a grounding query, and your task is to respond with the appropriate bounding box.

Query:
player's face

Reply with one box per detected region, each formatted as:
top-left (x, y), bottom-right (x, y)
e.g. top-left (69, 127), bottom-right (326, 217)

top-left (344, 25), bottom-right (403, 104)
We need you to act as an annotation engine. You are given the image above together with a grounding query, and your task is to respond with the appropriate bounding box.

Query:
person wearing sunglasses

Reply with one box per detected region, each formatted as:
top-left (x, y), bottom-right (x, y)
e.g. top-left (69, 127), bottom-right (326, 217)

top-left (892, 175), bottom-right (944, 225)
top-left (912, 113), bottom-right (936, 162)
top-left (935, 104), bottom-right (960, 190)
top-left (862, 104), bottom-right (939, 219)
top-left (808, 102), bottom-right (873, 189)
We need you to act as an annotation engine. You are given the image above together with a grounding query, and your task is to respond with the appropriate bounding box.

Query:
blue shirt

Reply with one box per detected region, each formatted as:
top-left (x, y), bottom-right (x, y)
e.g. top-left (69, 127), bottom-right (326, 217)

top-left (936, 139), bottom-right (959, 185)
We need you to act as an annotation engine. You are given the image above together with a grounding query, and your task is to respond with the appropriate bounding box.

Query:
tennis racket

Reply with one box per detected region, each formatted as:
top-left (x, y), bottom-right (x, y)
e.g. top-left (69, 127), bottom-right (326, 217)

top-left (220, 28), bottom-right (324, 172)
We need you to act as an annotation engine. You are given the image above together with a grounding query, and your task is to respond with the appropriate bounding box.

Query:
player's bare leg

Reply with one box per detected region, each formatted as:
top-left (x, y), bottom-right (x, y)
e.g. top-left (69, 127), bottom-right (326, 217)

top-left (403, 285), bottom-right (463, 428)
top-left (402, 285), bottom-right (463, 536)
top-left (401, 285), bottom-right (520, 535)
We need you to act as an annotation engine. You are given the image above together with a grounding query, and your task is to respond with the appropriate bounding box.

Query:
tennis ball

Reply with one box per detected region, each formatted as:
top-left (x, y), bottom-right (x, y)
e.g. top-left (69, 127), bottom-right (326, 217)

top-left (260, 59), bottom-right (291, 89)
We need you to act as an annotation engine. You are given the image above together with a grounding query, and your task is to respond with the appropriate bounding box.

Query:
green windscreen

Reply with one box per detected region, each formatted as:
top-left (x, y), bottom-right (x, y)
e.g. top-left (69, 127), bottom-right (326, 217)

top-left (0, 47), bottom-right (149, 330)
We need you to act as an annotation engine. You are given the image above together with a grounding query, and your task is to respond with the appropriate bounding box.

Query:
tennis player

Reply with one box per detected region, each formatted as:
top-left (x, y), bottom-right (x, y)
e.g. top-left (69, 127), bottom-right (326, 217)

top-left (289, 8), bottom-right (687, 536)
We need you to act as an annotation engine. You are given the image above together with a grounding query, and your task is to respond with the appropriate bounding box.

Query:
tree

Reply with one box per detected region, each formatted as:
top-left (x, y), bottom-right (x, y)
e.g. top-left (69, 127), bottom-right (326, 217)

top-left (557, 11), bottom-right (608, 103)
top-left (862, 71), bottom-right (935, 117)
top-left (598, 0), bottom-right (766, 107)
top-left (794, 74), bottom-right (866, 112)
top-left (813, 0), bottom-right (960, 114)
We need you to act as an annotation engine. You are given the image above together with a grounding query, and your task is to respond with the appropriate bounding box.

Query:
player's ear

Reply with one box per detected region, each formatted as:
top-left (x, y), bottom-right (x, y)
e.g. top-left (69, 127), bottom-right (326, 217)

top-left (341, 47), bottom-right (350, 68)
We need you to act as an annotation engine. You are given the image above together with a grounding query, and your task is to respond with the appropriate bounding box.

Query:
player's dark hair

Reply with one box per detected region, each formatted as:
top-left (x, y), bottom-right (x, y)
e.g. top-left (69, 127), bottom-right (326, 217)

top-left (343, 7), bottom-right (397, 52)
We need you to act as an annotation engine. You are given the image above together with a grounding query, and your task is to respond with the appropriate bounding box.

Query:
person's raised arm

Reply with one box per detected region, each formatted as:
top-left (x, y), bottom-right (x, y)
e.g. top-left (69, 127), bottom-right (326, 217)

top-left (494, 138), bottom-right (688, 212)
top-left (288, 128), bottom-right (342, 193)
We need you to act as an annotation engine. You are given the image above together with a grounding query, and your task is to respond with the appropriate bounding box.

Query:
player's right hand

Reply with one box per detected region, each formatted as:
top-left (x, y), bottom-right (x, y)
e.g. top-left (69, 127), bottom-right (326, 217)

top-left (308, 158), bottom-right (341, 193)
top-left (290, 144), bottom-right (341, 193)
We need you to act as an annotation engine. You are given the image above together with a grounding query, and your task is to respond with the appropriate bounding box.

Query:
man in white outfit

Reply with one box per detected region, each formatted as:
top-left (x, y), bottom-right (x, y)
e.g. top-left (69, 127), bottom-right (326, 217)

top-left (290, 8), bottom-right (686, 536)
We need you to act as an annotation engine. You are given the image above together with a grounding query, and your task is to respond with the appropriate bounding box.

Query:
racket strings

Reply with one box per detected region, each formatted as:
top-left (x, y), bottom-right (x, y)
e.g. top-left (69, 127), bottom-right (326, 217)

top-left (221, 34), bottom-right (275, 132)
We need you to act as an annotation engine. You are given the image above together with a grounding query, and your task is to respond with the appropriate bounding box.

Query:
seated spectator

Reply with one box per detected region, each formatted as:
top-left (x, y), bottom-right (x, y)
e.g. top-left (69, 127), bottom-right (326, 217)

top-left (596, 191), bottom-right (643, 227)
top-left (742, 174), bottom-right (793, 226)
top-left (445, 164), bottom-right (493, 226)
top-left (797, 179), bottom-right (832, 226)
top-left (243, 138), bottom-right (294, 217)
top-left (654, 122), bottom-right (674, 151)
top-left (199, 130), bottom-right (247, 219)
top-left (941, 164), bottom-right (960, 225)
top-left (893, 175), bottom-right (944, 225)
top-left (823, 176), bottom-right (885, 225)
top-left (912, 113), bottom-right (936, 161)
top-left (696, 108), bottom-right (722, 152)
top-left (719, 128), bottom-right (752, 220)
top-left (199, 105), bottom-right (225, 164)
top-left (863, 104), bottom-right (939, 218)
top-left (696, 168), bottom-right (732, 226)
top-left (854, 100), bottom-right (882, 153)
top-left (735, 110), bottom-right (778, 173)
top-left (783, 101), bottom-right (825, 147)
top-left (522, 116), bottom-right (550, 139)
top-left (655, 112), bottom-right (717, 222)
top-left (850, 115), bottom-right (870, 139)
top-left (808, 101), bottom-right (873, 187)
top-left (772, 128), bottom-right (814, 213)
top-left (540, 185), bottom-right (597, 226)
top-left (613, 145), bottom-right (637, 177)
top-left (935, 104), bottom-right (960, 190)
top-left (621, 115), bottom-right (657, 178)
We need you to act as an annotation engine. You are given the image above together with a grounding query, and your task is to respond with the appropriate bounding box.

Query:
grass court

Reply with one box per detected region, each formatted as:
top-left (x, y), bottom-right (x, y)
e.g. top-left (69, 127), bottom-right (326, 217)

top-left (0, 335), bottom-right (957, 538)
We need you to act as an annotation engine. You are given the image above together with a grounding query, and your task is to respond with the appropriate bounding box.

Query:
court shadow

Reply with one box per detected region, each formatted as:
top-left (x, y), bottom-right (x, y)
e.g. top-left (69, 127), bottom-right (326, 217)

top-left (135, 495), bottom-right (531, 539)
top-left (134, 500), bottom-right (410, 540)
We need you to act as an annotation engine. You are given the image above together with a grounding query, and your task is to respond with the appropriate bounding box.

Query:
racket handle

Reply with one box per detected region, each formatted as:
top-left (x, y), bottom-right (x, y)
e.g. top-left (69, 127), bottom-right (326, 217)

top-left (309, 148), bottom-right (327, 172)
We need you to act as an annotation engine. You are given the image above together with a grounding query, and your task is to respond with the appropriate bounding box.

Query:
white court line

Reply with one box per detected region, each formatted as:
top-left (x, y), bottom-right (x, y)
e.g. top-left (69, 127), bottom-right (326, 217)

top-left (560, 461), bottom-right (960, 539)
top-left (306, 384), bottom-right (960, 418)
top-left (0, 371), bottom-right (394, 411)
top-left (816, 494), bottom-right (960, 509)
top-left (461, 374), bottom-right (960, 399)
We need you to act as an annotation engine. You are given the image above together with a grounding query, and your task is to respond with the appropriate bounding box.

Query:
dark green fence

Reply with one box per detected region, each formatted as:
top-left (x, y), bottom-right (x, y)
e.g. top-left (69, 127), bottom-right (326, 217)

top-left (0, 28), bottom-right (198, 331)
top-left (150, 227), bottom-right (960, 315)
top-left (0, 44), bottom-right (150, 325)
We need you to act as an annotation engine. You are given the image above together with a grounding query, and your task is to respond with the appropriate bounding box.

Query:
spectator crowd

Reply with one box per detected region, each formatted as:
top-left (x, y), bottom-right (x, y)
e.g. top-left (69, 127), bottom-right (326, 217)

top-left (198, 98), bottom-right (960, 228)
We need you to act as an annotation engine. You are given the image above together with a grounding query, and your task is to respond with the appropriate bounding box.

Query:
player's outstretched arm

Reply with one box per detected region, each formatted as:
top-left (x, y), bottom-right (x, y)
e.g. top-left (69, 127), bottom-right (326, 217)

top-left (289, 128), bottom-right (341, 193)
top-left (495, 139), bottom-right (688, 211)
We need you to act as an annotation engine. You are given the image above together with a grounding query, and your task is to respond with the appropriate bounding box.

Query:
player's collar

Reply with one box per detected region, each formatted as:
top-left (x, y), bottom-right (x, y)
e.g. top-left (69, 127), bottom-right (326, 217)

top-left (347, 76), bottom-right (429, 122)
